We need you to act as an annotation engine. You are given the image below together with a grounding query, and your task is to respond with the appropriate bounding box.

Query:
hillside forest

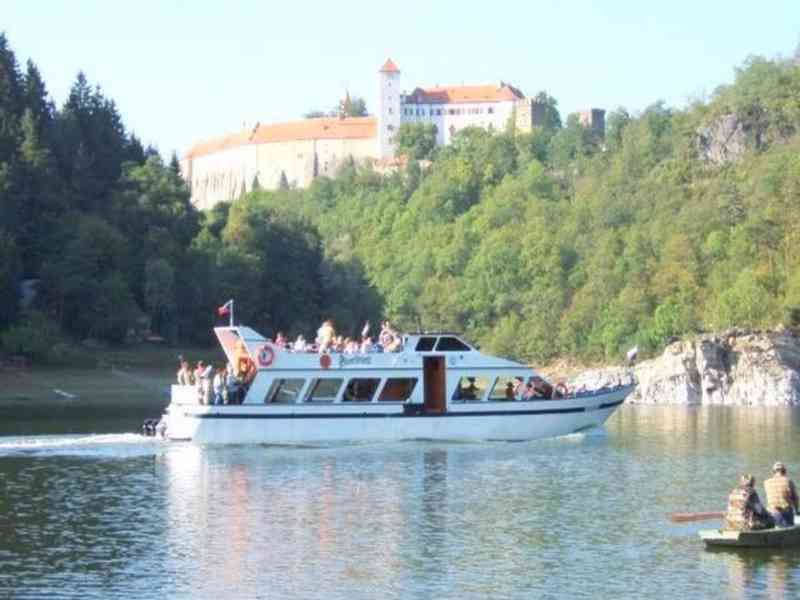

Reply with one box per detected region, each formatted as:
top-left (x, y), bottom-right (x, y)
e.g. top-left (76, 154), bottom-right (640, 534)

top-left (2, 33), bottom-right (800, 365)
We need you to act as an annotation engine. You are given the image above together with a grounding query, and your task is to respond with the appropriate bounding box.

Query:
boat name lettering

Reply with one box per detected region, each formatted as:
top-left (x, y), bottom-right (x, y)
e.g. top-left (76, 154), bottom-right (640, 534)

top-left (338, 355), bottom-right (372, 367)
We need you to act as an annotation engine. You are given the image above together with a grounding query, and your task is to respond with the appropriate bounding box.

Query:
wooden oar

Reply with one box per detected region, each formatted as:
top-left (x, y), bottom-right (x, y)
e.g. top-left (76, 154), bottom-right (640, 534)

top-left (668, 511), bottom-right (725, 523)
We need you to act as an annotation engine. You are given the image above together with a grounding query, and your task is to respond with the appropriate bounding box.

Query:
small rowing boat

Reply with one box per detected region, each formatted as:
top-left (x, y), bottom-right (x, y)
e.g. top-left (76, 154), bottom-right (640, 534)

top-left (699, 523), bottom-right (800, 548)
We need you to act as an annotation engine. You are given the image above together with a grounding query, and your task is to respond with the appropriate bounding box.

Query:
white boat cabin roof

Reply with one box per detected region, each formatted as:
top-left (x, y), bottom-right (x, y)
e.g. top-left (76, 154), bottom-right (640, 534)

top-left (214, 326), bottom-right (527, 371)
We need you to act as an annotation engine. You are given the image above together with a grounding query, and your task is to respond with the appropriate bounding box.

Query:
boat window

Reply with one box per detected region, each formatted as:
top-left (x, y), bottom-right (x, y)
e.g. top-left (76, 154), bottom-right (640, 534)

top-left (265, 378), bottom-right (305, 403)
top-left (415, 337), bottom-right (437, 352)
top-left (435, 337), bottom-right (470, 351)
top-left (378, 378), bottom-right (418, 402)
top-left (305, 378), bottom-right (343, 402)
top-left (488, 376), bottom-right (525, 402)
top-left (452, 376), bottom-right (489, 401)
top-left (342, 378), bottom-right (380, 402)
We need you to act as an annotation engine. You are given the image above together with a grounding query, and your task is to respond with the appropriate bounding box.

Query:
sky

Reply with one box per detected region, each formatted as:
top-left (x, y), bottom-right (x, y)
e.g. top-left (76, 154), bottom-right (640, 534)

top-left (4, 0), bottom-right (799, 158)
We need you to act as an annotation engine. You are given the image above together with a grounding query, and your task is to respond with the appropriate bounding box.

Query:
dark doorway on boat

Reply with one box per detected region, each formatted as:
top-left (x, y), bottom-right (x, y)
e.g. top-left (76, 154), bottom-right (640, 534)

top-left (423, 356), bottom-right (446, 413)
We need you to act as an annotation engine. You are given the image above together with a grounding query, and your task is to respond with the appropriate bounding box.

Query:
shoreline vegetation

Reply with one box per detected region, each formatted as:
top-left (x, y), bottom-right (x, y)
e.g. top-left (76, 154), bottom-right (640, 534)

top-left (0, 343), bottom-right (225, 419)
top-left (3, 325), bottom-right (800, 419)
top-left (4, 34), bottom-right (800, 373)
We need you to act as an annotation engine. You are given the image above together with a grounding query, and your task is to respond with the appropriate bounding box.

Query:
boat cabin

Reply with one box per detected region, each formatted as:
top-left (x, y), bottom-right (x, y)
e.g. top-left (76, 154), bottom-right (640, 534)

top-left (171, 326), bottom-right (542, 413)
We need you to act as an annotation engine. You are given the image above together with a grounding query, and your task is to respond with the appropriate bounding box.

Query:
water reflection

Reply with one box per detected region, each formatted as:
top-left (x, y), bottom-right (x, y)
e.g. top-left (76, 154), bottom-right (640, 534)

top-left (2, 407), bottom-right (800, 598)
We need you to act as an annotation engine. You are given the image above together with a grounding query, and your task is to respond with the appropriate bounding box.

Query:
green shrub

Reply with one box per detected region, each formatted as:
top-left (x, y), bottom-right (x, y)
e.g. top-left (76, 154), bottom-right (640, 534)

top-left (1, 310), bottom-right (63, 362)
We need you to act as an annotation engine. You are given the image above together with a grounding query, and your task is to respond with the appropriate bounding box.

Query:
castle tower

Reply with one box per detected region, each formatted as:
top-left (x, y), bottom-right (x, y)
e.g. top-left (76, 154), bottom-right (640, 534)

top-left (378, 58), bottom-right (401, 158)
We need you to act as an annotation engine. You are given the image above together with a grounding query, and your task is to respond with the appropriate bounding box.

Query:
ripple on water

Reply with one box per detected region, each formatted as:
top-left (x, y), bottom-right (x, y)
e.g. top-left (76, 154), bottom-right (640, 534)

top-left (1, 407), bottom-right (800, 599)
top-left (0, 433), bottom-right (164, 458)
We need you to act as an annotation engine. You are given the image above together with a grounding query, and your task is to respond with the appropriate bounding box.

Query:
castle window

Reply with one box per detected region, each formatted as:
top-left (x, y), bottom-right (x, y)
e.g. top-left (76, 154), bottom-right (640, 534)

top-left (387, 124), bottom-right (394, 131)
top-left (488, 107), bottom-right (494, 114)
top-left (388, 108), bottom-right (393, 114)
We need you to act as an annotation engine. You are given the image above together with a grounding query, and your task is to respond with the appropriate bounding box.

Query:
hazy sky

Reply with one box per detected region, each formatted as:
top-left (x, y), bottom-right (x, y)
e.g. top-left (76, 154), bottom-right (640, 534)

top-left (4, 0), bottom-right (799, 157)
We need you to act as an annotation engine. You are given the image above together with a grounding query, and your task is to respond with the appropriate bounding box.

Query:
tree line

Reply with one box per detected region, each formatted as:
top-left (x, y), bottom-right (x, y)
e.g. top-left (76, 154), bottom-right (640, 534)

top-left (2, 31), bottom-right (799, 365)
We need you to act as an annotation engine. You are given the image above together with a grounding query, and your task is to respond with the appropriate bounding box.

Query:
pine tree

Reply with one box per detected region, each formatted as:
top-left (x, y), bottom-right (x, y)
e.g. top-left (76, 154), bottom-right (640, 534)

top-left (279, 170), bottom-right (289, 190)
top-left (22, 60), bottom-right (53, 139)
top-left (124, 133), bottom-right (146, 165)
top-left (0, 33), bottom-right (23, 163)
top-left (168, 151), bottom-right (181, 176)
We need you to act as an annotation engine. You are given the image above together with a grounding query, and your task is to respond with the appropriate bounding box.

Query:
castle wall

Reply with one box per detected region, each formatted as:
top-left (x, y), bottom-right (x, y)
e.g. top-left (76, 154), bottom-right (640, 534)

top-left (254, 136), bottom-right (379, 189)
top-left (400, 100), bottom-right (515, 143)
top-left (187, 144), bottom-right (257, 211)
top-left (183, 135), bottom-right (380, 209)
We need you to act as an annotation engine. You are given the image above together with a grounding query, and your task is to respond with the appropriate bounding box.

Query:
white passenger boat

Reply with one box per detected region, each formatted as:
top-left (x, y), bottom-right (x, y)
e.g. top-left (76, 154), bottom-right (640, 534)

top-left (157, 326), bottom-right (633, 444)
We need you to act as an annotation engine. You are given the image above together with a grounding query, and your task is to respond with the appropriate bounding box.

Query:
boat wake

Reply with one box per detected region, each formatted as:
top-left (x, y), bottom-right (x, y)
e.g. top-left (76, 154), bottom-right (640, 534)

top-left (0, 433), bottom-right (162, 458)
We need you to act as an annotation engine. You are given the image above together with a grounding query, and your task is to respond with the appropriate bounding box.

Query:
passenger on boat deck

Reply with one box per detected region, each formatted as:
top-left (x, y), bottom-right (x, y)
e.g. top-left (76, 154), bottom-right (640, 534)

top-left (765, 462), bottom-right (799, 527)
top-left (292, 335), bottom-right (307, 352)
top-left (724, 474), bottom-right (774, 532)
top-left (176, 360), bottom-right (193, 385)
top-left (193, 361), bottom-right (204, 386)
top-left (460, 378), bottom-right (479, 400)
top-left (531, 376), bottom-right (554, 399)
top-left (234, 341), bottom-right (252, 379)
top-left (360, 336), bottom-right (374, 354)
top-left (275, 332), bottom-right (288, 349)
top-left (505, 382), bottom-right (515, 400)
top-left (522, 382), bottom-right (535, 400)
top-left (193, 361), bottom-right (206, 404)
top-left (212, 367), bottom-right (225, 405)
top-left (201, 362), bottom-right (213, 405)
top-left (344, 338), bottom-right (359, 355)
top-left (225, 364), bottom-right (239, 405)
top-left (513, 377), bottom-right (525, 399)
top-left (317, 319), bottom-right (335, 353)
top-left (379, 321), bottom-right (402, 352)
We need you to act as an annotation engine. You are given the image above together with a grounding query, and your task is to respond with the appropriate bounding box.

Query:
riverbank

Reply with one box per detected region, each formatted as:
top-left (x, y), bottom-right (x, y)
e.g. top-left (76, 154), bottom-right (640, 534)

top-left (0, 344), bottom-right (225, 420)
top-left (4, 328), bottom-right (800, 420)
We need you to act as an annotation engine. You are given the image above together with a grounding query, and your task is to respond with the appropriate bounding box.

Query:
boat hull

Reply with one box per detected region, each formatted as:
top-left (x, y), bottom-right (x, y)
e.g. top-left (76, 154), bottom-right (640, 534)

top-left (699, 524), bottom-right (800, 548)
top-left (161, 386), bottom-right (630, 444)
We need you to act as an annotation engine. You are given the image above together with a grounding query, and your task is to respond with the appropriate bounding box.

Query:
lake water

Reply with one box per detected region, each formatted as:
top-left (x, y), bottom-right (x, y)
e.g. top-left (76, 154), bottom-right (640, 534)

top-left (1, 406), bottom-right (799, 599)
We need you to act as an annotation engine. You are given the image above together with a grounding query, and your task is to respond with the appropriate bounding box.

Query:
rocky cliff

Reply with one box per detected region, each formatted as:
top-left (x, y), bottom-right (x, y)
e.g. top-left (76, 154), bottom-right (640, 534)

top-left (570, 330), bottom-right (800, 406)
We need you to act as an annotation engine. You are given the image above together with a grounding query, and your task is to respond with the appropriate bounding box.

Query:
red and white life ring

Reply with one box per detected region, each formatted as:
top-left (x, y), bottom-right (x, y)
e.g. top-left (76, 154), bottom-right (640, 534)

top-left (257, 344), bottom-right (275, 368)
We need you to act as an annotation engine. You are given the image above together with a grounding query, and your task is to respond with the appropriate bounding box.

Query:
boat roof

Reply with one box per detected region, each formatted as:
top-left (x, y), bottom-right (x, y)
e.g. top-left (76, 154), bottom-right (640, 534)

top-left (213, 326), bottom-right (528, 372)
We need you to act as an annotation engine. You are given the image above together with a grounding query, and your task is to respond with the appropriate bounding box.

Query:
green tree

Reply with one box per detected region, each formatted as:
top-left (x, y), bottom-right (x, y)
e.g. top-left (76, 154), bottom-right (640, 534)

top-left (396, 123), bottom-right (438, 160)
top-left (0, 229), bottom-right (20, 329)
top-left (145, 258), bottom-right (176, 339)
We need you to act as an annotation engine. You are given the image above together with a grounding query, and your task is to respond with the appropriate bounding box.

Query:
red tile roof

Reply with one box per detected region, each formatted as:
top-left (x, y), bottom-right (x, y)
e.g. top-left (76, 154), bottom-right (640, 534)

top-left (250, 116), bottom-right (376, 144)
top-left (184, 128), bottom-right (255, 160)
top-left (380, 58), bottom-right (400, 73)
top-left (406, 84), bottom-right (524, 105)
top-left (184, 117), bottom-right (376, 159)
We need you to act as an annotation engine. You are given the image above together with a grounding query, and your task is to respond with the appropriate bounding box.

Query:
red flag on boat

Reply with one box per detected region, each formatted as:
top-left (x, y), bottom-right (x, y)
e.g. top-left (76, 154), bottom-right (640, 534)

top-left (217, 300), bottom-right (233, 316)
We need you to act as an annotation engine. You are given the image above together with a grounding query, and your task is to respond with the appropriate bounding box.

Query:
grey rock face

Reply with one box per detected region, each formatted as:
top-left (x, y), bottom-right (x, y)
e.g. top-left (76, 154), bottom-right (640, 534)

top-left (696, 114), bottom-right (762, 166)
top-left (629, 332), bottom-right (800, 406)
top-left (566, 331), bottom-right (800, 405)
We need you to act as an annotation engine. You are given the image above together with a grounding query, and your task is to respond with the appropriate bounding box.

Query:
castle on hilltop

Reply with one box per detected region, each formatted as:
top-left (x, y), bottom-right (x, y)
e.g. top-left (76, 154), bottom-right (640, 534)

top-left (180, 59), bottom-right (605, 210)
